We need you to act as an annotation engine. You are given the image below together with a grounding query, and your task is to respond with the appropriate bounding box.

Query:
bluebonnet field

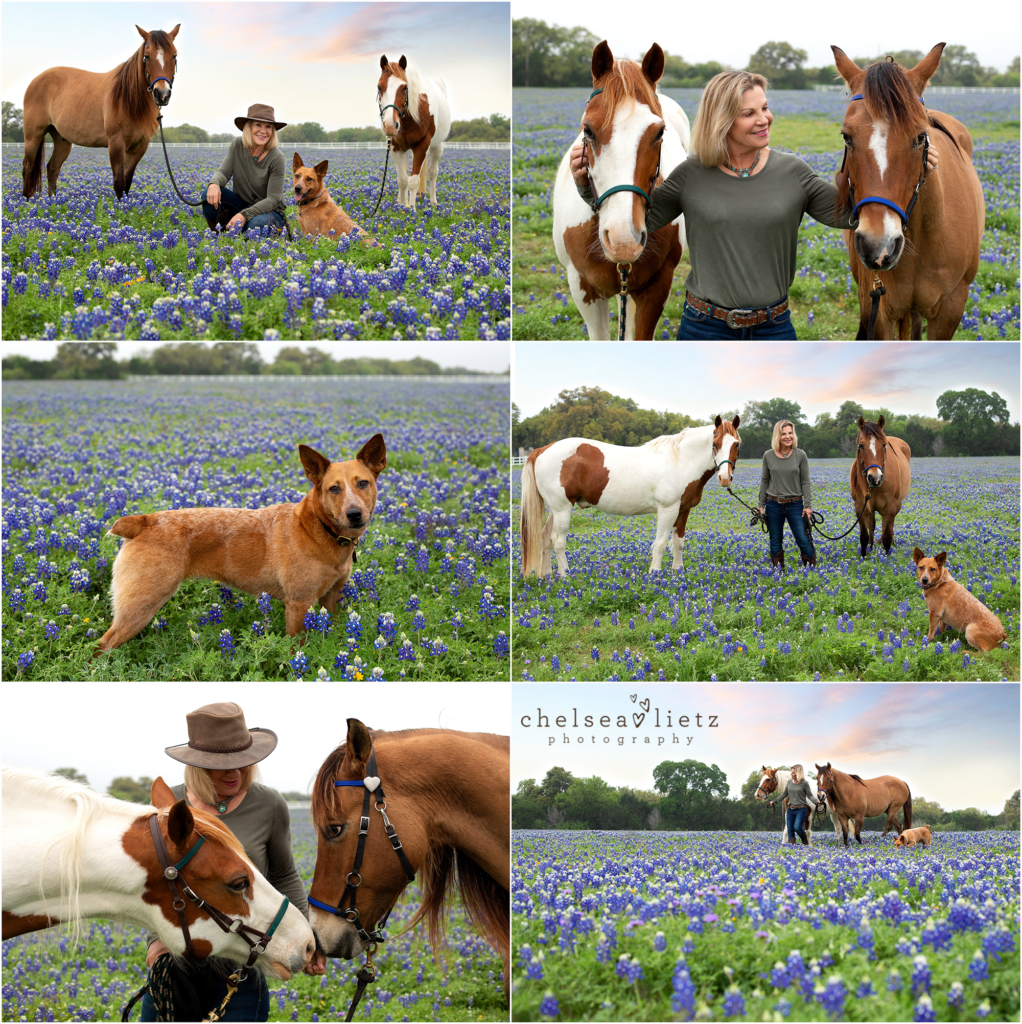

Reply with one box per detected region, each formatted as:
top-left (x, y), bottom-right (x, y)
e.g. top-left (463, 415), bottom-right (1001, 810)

top-left (512, 457), bottom-right (1019, 681)
top-left (1, 811), bottom-right (508, 1022)
top-left (512, 829), bottom-right (1020, 1022)
top-left (513, 88), bottom-right (1020, 340)
top-left (2, 146), bottom-right (510, 340)
top-left (2, 378), bottom-right (510, 681)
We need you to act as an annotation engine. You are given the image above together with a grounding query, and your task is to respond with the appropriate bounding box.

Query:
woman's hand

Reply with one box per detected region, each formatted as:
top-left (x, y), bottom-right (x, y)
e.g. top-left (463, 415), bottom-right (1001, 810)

top-left (926, 145), bottom-right (938, 172)
top-left (303, 949), bottom-right (327, 976)
top-left (146, 940), bottom-right (171, 968)
top-left (227, 212), bottom-right (246, 231)
top-left (206, 184), bottom-right (221, 209)
top-left (569, 139), bottom-right (588, 189)
top-left (758, 507), bottom-right (765, 516)
top-left (802, 506), bottom-right (812, 520)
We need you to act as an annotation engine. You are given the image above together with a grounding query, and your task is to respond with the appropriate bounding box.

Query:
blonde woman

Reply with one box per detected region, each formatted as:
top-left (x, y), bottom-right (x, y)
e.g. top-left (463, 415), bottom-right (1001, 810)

top-left (779, 764), bottom-right (819, 846)
top-left (757, 420), bottom-right (814, 570)
top-left (202, 104), bottom-right (287, 235)
top-left (569, 67), bottom-right (937, 338)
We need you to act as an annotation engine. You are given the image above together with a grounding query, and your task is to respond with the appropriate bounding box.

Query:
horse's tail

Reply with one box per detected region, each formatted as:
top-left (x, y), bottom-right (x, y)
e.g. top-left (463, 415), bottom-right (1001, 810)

top-left (24, 134), bottom-right (45, 197)
top-left (520, 457), bottom-right (545, 576)
top-left (902, 787), bottom-right (912, 830)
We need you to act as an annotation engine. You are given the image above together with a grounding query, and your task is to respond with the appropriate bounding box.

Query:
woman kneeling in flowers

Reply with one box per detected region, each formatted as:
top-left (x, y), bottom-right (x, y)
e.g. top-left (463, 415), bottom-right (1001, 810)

top-left (203, 104), bottom-right (287, 235)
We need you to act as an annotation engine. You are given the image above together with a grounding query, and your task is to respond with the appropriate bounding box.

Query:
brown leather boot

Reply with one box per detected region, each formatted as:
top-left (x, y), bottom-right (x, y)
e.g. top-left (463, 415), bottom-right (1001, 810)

top-left (776, 551), bottom-right (785, 571)
top-left (801, 551), bottom-right (816, 567)
top-left (799, 833), bottom-right (809, 846)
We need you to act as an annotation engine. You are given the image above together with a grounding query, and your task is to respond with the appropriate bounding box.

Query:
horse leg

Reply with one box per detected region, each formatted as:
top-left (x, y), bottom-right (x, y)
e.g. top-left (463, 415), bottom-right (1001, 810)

top-left (853, 814), bottom-right (865, 844)
top-left (22, 119), bottom-right (49, 197)
top-left (671, 507), bottom-right (690, 571)
top-left (649, 506), bottom-right (677, 574)
top-left (550, 507), bottom-right (572, 576)
top-left (880, 508), bottom-right (897, 554)
top-left (407, 138), bottom-right (430, 212)
top-left (897, 311), bottom-right (923, 340)
top-left (631, 259), bottom-right (674, 341)
top-left (858, 507), bottom-right (875, 558)
top-left (927, 277), bottom-right (972, 340)
top-left (45, 132), bottom-right (73, 195)
top-left (427, 141), bottom-right (443, 205)
top-left (565, 264), bottom-right (611, 341)
top-left (107, 134), bottom-right (129, 198)
top-left (393, 152), bottom-right (410, 208)
top-left (123, 142), bottom-right (149, 196)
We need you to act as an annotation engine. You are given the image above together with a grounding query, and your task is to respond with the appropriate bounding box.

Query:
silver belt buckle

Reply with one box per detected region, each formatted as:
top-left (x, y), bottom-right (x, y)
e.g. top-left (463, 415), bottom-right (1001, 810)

top-left (725, 308), bottom-right (752, 329)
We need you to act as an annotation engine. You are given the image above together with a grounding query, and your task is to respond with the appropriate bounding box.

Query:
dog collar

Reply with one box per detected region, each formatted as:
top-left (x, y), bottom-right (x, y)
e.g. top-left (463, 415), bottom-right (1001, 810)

top-left (315, 514), bottom-right (359, 561)
top-left (295, 192), bottom-right (319, 207)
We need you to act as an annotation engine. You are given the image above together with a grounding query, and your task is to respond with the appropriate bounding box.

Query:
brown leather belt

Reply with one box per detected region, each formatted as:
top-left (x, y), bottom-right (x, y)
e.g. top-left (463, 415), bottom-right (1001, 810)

top-left (686, 293), bottom-right (789, 330)
top-left (767, 495), bottom-right (802, 504)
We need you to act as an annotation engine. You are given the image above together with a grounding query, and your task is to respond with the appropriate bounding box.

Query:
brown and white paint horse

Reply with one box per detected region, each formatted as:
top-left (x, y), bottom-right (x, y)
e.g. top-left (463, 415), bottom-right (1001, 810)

top-left (2, 768), bottom-right (314, 975)
top-left (815, 762), bottom-right (913, 847)
top-left (22, 25), bottom-right (180, 199)
top-left (308, 720), bottom-right (509, 991)
top-left (521, 415), bottom-right (740, 576)
top-left (553, 41), bottom-right (689, 340)
top-left (377, 55), bottom-right (451, 210)
top-left (850, 415), bottom-right (911, 558)
top-left (832, 43), bottom-right (984, 338)
top-left (754, 766), bottom-right (854, 845)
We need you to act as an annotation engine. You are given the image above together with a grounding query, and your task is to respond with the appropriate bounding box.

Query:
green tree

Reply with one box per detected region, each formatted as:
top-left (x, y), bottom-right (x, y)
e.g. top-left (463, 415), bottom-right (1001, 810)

top-left (512, 19), bottom-right (601, 88)
top-left (1001, 790), bottom-right (1020, 830)
top-left (155, 123), bottom-right (209, 143)
top-left (107, 776), bottom-right (154, 803)
top-left (931, 45), bottom-right (984, 87)
top-left (2, 100), bottom-right (24, 142)
top-left (541, 766), bottom-right (576, 797)
top-left (653, 759), bottom-right (729, 805)
top-left (212, 343), bottom-right (263, 375)
top-left (53, 767), bottom-right (89, 785)
top-left (950, 806), bottom-right (993, 831)
top-left (279, 122), bottom-right (328, 143)
top-left (748, 41), bottom-right (809, 89)
top-left (555, 775), bottom-right (620, 828)
top-left (936, 388), bottom-right (1010, 426)
top-left (279, 791), bottom-right (309, 802)
top-left (911, 796), bottom-right (947, 825)
top-left (55, 343), bottom-right (120, 379)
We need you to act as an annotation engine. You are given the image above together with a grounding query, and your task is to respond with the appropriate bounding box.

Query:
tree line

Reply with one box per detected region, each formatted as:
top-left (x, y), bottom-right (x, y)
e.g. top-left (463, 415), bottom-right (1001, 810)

top-left (53, 767), bottom-right (307, 803)
top-left (513, 762), bottom-right (1021, 833)
top-left (511, 23), bottom-right (1020, 90)
top-left (512, 385), bottom-right (1020, 459)
top-left (2, 343), bottom-right (507, 380)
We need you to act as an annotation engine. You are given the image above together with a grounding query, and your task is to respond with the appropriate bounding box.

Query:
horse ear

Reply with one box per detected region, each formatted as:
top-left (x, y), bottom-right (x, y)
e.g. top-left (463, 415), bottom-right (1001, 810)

top-left (935, 551), bottom-right (947, 566)
top-left (345, 719), bottom-right (374, 766)
top-left (714, 414), bottom-right (723, 428)
top-left (831, 45), bottom-right (864, 90)
top-left (151, 777), bottom-right (177, 808)
top-left (380, 54), bottom-right (389, 70)
top-left (907, 43), bottom-right (945, 94)
top-left (168, 800), bottom-right (194, 848)
top-left (399, 55), bottom-right (408, 70)
top-left (912, 547), bottom-right (925, 563)
top-left (641, 43), bottom-right (665, 86)
top-left (315, 160), bottom-right (329, 178)
top-left (136, 25), bottom-right (149, 42)
top-left (732, 415), bottom-right (741, 429)
top-left (293, 152), bottom-right (303, 171)
top-left (856, 415), bottom-right (866, 430)
top-left (167, 24), bottom-right (181, 42)
top-left (299, 444), bottom-right (331, 485)
top-left (356, 433), bottom-right (387, 477)
top-left (592, 40), bottom-right (614, 83)
top-left (876, 414), bottom-right (886, 431)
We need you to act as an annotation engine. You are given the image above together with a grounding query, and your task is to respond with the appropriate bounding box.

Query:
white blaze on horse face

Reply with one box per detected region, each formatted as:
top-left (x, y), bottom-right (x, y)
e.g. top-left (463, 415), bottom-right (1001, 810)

top-left (380, 75), bottom-right (403, 134)
top-left (154, 47), bottom-right (164, 68)
top-left (868, 121), bottom-right (888, 180)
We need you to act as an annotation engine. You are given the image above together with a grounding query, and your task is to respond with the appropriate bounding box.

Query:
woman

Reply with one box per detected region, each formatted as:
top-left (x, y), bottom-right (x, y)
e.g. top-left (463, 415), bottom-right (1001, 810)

top-left (141, 702), bottom-right (314, 1021)
top-left (570, 69), bottom-right (938, 339)
top-left (775, 764), bottom-right (819, 846)
top-left (203, 103), bottom-right (287, 235)
top-left (758, 419), bottom-right (815, 571)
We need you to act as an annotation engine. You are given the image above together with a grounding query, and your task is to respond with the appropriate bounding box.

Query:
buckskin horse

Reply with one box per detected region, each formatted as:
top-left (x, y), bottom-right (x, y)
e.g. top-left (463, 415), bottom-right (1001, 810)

top-left (307, 720), bottom-right (509, 1008)
top-left (831, 43), bottom-right (984, 339)
top-left (377, 55), bottom-right (451, 210)
top-left (815, 762), bottom-right (913, 846)
top-left (22, 25), bottom-right (180, 199)
top-left (521, 415), bottom-right (740, 576)
top-left (849, 415), bottom-right (911, 558)
top-left (552, 41), bottom-right (690, 340)
top-left (2, 769), bottom-right (314, 974)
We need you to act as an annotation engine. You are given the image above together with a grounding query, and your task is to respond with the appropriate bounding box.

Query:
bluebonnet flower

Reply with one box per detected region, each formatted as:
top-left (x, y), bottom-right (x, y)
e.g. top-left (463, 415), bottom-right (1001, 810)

top-left (251, 620), bottom-right (265, 637)
top-left (913, 994), bottom-right (936, 1023)
top-left (722, 984), bottom-right (745, 1018)
top-left (946, 981), bottom-right (965, 1009)
top-left (538, 992), bottom-right (558, 1017)
top-left (258, 592), bottom-right (272, 616)
top-left (671, 961), bottom-right (695, 1016)
top-left (17, 651), bottom-right (34, 671)
top-left (911, 955), bottom-right (931, 994)
top-left (218, 629), bottom-right (235, 659)
top-left (653, 931), bottom-right (666, 952)
top-left (290, 651), bottom-right (309, 677)
top-left (44, 620), bottom-right (59, 641)
top-left (969, 950), bottom-right (989, 981)
top-left (493, 631), bottom-right (509, 656)
top-left (614, 954), bottom-right (643, 984)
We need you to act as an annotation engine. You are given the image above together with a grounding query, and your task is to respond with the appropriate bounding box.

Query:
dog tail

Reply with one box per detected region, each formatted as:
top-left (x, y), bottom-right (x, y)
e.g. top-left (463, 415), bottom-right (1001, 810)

top-left (109, 514), bottom-right (154, 540)
top-left (520, 458), bottom-right (545, 576)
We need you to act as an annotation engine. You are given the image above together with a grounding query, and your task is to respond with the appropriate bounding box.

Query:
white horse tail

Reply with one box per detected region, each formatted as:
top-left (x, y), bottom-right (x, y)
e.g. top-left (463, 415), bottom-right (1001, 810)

top-left (520, 458), bottom-right (545, 576)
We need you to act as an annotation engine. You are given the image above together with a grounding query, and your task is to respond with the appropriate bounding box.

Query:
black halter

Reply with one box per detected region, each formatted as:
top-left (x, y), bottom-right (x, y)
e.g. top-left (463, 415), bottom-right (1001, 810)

top-left (147, 813), bottom-right (289, 973)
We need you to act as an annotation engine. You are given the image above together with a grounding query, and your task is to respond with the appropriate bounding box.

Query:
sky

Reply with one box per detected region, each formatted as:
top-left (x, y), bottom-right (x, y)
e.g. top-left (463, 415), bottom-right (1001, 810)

top-left (510, 0), bottom-right (1021, 72)
top-left (0, 341), bottom-right (511, 374)
top-left (512, 342), bottom-right (1021, 422)
top-left (2, 2), bottom-right (510, 133)
top-left (512, 683), bottom-right (1020, 815)
top-left (1, 682), bottom-right (510, 798)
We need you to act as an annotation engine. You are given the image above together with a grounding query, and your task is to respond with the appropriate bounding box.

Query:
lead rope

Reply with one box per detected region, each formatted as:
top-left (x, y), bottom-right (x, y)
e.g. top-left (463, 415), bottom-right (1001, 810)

top-left (617, 263), bottom-right (630, 341)
top-left (724, 486), bottom-right (872, 543)
top-left (345, 943), bottom-right (380, 1022)
top-left (866, 273), bottom-right (886, 339)
top-left (367, 140), bottom-right (391, 227)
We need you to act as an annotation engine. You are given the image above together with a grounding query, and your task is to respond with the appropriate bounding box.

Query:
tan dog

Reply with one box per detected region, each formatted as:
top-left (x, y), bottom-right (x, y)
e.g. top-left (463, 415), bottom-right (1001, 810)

top-left (95, 436), bottom-right (387, 654)
top-left (913, 548), bottom-right (1007, 652)
top-left (894, 825), bottom-right (933, 848)
top-left (292, 152), bottom-right (368, 240)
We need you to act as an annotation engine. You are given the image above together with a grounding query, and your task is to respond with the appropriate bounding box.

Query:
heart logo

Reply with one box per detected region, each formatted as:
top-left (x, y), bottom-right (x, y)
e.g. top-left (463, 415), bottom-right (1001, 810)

top-left (630, 694), bottom-right (637, 703)
top-left (633, 713), bottom-right (646, 728)
top-left (363, 776), bottom-right (381, 792)
top-left (639, 698), bottom-right (650, 713)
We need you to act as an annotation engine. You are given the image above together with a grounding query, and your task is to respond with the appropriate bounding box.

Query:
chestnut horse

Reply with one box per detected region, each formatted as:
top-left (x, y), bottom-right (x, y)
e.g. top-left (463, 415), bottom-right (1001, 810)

top-left (2, 769), bottom-right (314, 975)
top-left (521, 415), bottom-right (740, 576)
top-left (832, 44), bottom-right (984, 339)
top-left (850, 415), bottom-right (911, 558)
top-left (755, 765), bottom-right (854, 844)
top-left (553, 41), bottom-right (689, 340)
top-left (307, 720), bottom-right (509, 988)
top-left (22, 25), bottom-right (180, 200)
top-left (815, 762), bottom-right (912, 846)
top-left (377, 55), bottom-right (451, 209)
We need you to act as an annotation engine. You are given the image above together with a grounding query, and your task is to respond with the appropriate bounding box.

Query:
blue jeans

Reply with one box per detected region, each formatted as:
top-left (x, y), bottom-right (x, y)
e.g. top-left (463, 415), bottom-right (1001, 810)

top-left (765, 498), bottom-right (815, 559)
top-left (677, 297), bottom-right (798, 339)
top-left (202, 185), bottom-right (285, 235)
top-left (786, 805), bottom-right (809, 843)
top-left (140, 964), bottom-right (270, 1021)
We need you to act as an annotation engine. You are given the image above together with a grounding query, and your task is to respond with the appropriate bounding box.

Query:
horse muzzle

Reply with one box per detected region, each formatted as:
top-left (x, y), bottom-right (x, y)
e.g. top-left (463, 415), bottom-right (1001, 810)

top-left (866, 469), bottom-right (884, 487)
top-left (854, 227), bottom-right (904, 272)
top-left (152, 86), bottom-right (172, 107)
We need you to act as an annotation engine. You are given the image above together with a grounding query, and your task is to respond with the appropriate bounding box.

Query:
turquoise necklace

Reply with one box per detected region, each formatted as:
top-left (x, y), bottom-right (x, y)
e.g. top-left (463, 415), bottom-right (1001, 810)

top-left (723, 148), bottom-right (761, 178)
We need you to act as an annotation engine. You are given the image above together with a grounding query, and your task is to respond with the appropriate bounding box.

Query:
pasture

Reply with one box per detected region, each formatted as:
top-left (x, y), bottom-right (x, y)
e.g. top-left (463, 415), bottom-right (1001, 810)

top-left (1, 810), bottom-right (509, 1023)
top-left (1, 378), bottom-right (510, 681)
top-left (2, 144), bottom-right (510, 340)
top-left (512, 457), bottom-right (1019, 681)
top-left (511, 828), bottom-right (1020, 1022)
top-left (512, 87), bottom-right (1020, 340)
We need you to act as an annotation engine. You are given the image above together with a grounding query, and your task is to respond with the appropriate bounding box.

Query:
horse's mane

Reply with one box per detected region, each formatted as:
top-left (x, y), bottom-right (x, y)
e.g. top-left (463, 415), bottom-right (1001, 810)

top-left (641, 429), bottom-right (692, 454)
top-left (589, 59), bottom-right (663, 135)
top-left (385, 60), bottom-right (427, 127)
top-left (112, 32), bottom-right (170, 134)
top-left (857, 419), bottom-right (886, 440)
top-left (186, 805), bottom-right (248, 859)
top-left (861, 60), bottom-right (928, 135)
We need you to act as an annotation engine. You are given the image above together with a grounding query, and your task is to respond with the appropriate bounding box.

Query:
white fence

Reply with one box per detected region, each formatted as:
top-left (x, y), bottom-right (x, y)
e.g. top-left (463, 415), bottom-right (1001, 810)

top-left (511, 456), bottom-right (526, 467)
top-left (122, 374), bottom-right (509, 383)
top-left (811, 84), bottom-right (1019, 94)
top-left (0, 140), bottom-right (508, 152)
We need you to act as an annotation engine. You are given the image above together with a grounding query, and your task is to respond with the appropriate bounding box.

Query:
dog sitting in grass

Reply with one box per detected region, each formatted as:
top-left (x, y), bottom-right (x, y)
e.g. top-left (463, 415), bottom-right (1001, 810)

top-left (894, 825), bottom-right (933, 848)
top-left (913, 548), bottom-right (1006, 651)
top-left (292, 152), bottom-right (373, 241)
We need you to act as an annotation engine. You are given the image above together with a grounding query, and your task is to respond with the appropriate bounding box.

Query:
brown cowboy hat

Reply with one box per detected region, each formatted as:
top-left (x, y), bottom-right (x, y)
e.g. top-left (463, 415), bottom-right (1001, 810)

top-left (165, 702), bottom-right (277, 769)
top-left (234, 103), bottom-right (287, 132)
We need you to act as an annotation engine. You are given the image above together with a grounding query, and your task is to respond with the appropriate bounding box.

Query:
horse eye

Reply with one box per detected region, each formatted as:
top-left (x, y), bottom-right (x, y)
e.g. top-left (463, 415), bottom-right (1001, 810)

top-left (230, 878), bottom-right (249, 892)
top-left (326, 823), bottom-right (344, 839)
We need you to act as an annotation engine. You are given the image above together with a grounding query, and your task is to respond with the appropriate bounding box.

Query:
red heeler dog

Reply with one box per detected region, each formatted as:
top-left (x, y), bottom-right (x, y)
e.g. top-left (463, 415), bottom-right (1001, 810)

top-left (292, 152), bottom-right (370, 240)
top-left (912, 547), bottom-right (1006, 652)
top-left (95, 436), bottom-right (387, 654)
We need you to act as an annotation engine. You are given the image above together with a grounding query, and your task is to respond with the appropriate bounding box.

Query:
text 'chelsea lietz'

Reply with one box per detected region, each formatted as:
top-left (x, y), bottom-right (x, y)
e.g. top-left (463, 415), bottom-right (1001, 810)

top-left (519, 708), bottom-right (720, 746)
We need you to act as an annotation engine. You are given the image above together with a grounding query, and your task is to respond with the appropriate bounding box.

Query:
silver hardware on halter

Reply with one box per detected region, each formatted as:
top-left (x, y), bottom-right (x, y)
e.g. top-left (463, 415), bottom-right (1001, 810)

top-left (379, 808), bottom-right (394, 829)
top-left (251, 943), bottom-right (264, 956)
top-left (173, 898), bottom-right (186, 911)
top-left (359, 815), bottom-right (370, 835)
top-left (164, 866), bottom-right (179, 880)
top-left (346, 871), bottom-right (363, 887)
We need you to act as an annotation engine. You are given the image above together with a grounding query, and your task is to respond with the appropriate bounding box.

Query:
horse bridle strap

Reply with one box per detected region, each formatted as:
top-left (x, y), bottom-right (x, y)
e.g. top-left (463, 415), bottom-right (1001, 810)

top-left (147, 814), bottom-right (289, 970)
top-left (306, 749), bottom-right (415, 945)
top-left (858, 438), bottom-right (887, 485)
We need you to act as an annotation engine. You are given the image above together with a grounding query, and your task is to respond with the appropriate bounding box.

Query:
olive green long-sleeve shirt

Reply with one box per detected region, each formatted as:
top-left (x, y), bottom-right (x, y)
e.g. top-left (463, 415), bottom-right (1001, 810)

top-left (578, 150), bottom-right (854, 309)
top-left (209, 138), bottom-right (287, 222)
top-left (759, 447), bottom-right (812, 507)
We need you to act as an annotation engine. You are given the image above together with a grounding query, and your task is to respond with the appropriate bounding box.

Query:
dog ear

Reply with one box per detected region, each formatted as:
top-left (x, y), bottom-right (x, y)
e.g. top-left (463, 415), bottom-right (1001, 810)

top-left (314, 160), bottom-right (329, 177)
top-left (299, 444), bottom-right (332, 485)
top-left (356, 433), bottom-right (387, 477)
top-left (935, 551), bottom-right (946, 566)
top-left (293, 152), bottom-right (303, 171)
top-left (913, 547), bottom-right (924, 564)
top-left (380, 54), bottom-right (388, 69)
